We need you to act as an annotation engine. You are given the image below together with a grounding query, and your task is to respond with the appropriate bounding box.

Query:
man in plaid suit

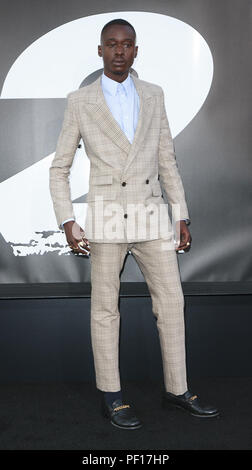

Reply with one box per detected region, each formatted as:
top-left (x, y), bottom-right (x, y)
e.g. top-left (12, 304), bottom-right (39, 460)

top-left (49, 18), bottom-right (219, 429)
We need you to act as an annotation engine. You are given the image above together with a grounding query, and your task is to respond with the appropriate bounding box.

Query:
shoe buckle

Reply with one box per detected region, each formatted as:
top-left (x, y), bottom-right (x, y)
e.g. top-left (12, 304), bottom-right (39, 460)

top-left (113, 404), bottom-right (130, 412)
top-left (189, 395), bottom-right (197, 401)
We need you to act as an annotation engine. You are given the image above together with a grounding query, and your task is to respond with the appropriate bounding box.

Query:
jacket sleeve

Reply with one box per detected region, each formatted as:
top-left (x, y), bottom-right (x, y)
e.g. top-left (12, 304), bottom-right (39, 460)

top-left (49, 92), bottom-right (81, 230)
top-left (158, 88), bottom-right (190, 223)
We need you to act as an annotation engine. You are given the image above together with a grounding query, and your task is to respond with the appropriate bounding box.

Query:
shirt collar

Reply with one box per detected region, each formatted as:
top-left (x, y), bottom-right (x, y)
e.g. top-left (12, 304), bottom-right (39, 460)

top-left (101, 71), bottom-right (132, 97)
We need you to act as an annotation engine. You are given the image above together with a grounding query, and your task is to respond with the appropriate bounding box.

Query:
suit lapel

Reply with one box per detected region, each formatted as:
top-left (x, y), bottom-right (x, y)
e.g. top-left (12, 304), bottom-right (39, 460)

top-left (83, 72), bottom-right (155, 170)
top-left (124, 74), bottom-right (155, 174)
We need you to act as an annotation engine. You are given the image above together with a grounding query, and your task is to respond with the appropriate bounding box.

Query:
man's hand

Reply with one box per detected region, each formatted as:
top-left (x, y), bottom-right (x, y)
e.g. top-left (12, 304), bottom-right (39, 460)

top-left (63, 221), bottom-right (90, 256)
top-left (175, 220), bottom-right (192, 252)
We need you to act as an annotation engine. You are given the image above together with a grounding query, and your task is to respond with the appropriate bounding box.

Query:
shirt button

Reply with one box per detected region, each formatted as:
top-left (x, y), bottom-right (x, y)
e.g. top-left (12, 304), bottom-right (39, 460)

top-left (124, 213), bottom-right (128, 218)
top-left (146, 179), bottom-right (149, 184)
top-left (122, 182), bottom-right (126, 186)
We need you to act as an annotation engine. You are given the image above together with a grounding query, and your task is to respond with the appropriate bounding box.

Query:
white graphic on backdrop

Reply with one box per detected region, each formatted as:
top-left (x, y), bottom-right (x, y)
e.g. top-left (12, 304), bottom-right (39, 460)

top-left (0, 11), bottom-right (213, 255)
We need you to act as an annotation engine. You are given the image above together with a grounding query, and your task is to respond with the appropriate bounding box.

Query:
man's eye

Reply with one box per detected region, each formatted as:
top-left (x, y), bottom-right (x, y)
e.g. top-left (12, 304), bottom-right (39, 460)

top-left (107, 43), bottom-right (132, 48)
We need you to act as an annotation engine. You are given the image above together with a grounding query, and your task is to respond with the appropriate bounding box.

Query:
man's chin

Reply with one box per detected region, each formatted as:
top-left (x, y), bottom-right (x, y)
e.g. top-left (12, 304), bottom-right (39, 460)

top-left (112, 69), bottom-right (127, 76)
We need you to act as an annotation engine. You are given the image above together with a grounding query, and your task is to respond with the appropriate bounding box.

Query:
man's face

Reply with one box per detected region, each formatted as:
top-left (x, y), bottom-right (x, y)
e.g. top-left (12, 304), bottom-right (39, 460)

top-left (98, 24), bottom-right (138, 80)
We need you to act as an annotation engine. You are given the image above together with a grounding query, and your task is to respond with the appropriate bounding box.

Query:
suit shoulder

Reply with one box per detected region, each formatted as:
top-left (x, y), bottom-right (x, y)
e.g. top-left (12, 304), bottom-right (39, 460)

top-left (134, 76), bottom-right (163, 96)
top-left (66, 77), bottom-right (100, 103)
top-left (66, 87), bottom-right (88, 102)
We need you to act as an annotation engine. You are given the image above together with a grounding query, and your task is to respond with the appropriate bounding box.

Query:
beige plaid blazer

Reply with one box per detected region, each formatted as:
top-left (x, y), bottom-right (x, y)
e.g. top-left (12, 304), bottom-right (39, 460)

top-left (49, 72), bottom-right (190, 243)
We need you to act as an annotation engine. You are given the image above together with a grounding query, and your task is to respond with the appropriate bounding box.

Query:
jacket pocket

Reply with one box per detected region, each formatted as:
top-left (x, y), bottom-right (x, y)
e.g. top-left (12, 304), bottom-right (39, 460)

top-left (92, 174), bottom-right (113, 185)
top-left (87, 174), bottom-right (115, 202)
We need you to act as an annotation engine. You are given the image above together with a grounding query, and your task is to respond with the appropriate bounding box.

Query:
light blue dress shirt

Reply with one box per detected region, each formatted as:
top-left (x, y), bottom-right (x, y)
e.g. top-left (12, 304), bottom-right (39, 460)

top-left (101, 71), bottom-right (140, 144)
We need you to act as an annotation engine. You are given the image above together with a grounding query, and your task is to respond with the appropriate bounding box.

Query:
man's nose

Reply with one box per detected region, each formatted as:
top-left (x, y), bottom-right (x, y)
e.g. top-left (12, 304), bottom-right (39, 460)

top-left (114, 45), bottom-right (125, 55)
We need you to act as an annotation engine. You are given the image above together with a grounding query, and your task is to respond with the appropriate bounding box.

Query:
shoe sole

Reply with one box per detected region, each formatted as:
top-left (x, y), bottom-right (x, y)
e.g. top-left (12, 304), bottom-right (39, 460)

top-left (162, 399), bottom-right (220, 418)
top-left (110, 420), bottom-right (143, 430)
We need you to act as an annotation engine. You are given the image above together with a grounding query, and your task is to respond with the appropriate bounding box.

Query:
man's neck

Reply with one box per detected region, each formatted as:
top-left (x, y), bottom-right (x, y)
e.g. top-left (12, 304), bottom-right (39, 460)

top-left (103, 70), bottom-right (129, 83)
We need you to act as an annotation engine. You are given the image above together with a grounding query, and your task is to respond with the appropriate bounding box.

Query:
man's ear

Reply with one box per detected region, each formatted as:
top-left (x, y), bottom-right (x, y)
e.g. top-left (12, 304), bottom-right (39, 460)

top-left (134, 45), bottom-right (138, 58)
top-left (98, 45), bottom-right (102, 57)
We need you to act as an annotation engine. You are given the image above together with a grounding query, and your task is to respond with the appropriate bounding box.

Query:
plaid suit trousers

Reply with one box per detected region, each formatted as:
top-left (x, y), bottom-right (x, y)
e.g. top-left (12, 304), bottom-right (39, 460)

top-left (89, 237), bottom-right (188, 395)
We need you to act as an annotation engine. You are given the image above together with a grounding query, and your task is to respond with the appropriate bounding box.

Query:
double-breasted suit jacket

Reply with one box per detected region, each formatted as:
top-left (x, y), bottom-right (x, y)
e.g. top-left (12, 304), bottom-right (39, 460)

top-left (49, 72), bottom-right (190, 243)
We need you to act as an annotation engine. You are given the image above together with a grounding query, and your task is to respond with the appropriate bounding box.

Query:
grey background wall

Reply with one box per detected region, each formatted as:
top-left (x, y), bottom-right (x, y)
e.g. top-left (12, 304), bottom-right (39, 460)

top-left (0, 0), bottom-right (251, 287)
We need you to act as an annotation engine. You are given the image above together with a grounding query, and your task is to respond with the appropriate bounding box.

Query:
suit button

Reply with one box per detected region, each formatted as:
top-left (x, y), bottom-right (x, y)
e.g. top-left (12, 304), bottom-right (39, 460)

top-left (124, 213), bottom-right (128, 218)
top-left (122, 182), bottom-right (126, 186)
top-left (146, 179), bottom-right (149, 184)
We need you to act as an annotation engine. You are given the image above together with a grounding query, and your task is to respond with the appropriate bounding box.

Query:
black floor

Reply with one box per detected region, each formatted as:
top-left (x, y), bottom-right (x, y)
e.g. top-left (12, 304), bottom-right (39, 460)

top-left (0, 377), bottom-right (251, 450)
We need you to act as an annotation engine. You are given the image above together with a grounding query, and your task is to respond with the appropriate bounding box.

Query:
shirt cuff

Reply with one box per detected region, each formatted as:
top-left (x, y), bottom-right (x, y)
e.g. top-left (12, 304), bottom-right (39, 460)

top-left (61, 218), bottom-right (75, 228)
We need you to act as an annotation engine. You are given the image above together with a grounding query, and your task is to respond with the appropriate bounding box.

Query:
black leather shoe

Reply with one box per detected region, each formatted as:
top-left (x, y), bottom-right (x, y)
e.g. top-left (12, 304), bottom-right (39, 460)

top-left (101, 398), bottom-right (142, 429)
top-left (162, 390), bottom-right (220, 418)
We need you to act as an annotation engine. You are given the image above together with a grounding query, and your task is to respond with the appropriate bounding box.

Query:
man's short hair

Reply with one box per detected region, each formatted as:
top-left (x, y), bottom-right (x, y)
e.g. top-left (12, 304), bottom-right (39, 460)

top-left (100, 19), bottom-right (136, 43)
